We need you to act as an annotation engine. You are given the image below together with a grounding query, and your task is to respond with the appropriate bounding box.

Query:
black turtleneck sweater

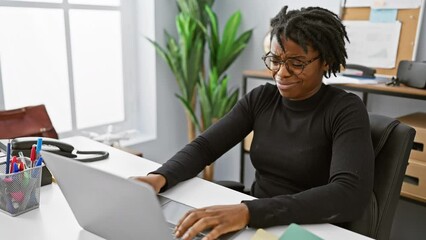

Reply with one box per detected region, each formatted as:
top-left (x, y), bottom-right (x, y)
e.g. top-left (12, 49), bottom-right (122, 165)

top-left (152, 83), bottom-right (374, 228)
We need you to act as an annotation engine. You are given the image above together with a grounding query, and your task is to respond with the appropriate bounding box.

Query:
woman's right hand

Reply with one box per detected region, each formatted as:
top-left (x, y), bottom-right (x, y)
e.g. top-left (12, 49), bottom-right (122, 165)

top-left (129, 174), bottom-right (166, 194)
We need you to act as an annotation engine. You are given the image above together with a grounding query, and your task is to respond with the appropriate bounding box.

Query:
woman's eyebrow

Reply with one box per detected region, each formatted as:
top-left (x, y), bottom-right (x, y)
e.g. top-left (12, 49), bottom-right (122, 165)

top-left (271, 52), bottom-right (308, 59)
top-left (269, 52), bottom-right (281, 57)
top-left (287, 54), bottom-right (308, 59)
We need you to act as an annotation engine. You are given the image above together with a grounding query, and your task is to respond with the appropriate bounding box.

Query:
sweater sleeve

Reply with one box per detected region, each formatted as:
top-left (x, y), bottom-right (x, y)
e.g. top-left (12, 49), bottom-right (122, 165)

top-left (150, 86), bottom-right (261, 190)
top-left (243, 94), bottom-right (374, 227)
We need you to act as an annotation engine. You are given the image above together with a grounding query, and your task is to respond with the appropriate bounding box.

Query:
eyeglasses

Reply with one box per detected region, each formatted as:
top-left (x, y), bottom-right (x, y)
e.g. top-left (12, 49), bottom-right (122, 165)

top-left (261, 51), bottom-right (321, 76)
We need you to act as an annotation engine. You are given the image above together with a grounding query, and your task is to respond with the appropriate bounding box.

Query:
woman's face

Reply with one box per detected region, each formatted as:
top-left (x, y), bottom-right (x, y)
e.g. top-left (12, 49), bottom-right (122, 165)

top-left (269, 35), bottom-right (327, 100)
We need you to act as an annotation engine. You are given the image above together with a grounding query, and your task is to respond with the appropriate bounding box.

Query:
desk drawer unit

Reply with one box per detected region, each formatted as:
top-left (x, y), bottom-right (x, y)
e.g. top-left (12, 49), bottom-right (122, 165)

top-left (397, 112), bottom-right (426, 162)
top-left (402, 159), bottom-right (426, 202)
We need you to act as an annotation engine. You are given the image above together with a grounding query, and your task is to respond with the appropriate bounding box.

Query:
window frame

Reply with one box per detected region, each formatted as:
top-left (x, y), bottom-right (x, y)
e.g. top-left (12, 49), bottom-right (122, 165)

top-left (0, 0), bottom-right (142, 139)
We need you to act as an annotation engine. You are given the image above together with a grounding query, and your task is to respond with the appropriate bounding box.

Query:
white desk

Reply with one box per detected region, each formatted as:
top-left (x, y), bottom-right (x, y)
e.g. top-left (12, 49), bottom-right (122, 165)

top-left (0, 136), bottom-right (373, 240)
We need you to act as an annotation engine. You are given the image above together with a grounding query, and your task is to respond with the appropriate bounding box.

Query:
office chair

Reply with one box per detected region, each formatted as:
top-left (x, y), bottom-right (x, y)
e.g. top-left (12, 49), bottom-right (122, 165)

top-left (341, 114), bottom-right (415, 240)
top-left (218, 113), bottom-right (415, 240)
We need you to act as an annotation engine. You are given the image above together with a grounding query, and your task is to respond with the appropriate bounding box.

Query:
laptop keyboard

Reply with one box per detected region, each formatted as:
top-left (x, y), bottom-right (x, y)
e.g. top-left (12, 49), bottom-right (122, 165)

top-left (160, 196), bottom-right (223, 240)
top-left (171, 230), bottom-right (205, 240)
top-left (168, 223), bottom-right (206, 240)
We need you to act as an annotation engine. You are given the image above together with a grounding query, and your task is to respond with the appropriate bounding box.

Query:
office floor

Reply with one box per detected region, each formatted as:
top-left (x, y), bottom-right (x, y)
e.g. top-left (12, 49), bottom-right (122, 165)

top-left (390, 198), bottom-right (426, 240)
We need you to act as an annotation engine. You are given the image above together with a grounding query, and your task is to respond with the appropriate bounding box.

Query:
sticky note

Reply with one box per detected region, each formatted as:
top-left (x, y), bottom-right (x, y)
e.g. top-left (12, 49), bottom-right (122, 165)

top-left (250, 228), bottom-right (279, 240)
top-left (279, 223), bottom-right (323, 240)
top-left (370, 9), bottom-right (398, 23)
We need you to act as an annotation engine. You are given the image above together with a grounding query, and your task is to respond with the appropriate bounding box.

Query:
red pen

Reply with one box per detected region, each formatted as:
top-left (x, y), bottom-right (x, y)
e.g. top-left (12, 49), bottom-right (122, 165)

top-left (30, 145), bottom-right (36, 167)
top-left (19, 162), bottom-right (24, 171)
top-left (10, 156), bottom-right (18, 173)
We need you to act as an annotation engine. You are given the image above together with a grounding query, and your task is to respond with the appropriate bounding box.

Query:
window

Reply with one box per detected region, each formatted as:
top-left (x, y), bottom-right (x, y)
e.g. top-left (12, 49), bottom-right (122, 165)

top-left (0, 0), bottom-right (141, 139)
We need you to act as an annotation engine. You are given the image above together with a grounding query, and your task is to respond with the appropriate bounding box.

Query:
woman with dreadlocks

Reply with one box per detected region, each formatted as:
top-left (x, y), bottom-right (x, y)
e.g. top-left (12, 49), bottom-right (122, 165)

top-left (134, 6), bottom-right (374, 240)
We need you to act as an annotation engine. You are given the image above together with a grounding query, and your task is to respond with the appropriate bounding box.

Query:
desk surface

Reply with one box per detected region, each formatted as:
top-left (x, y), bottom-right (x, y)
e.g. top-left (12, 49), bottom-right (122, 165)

top-left (0, 136), bottom-right (373, 240)
top-left (243, 69), bottom-right (426, 100)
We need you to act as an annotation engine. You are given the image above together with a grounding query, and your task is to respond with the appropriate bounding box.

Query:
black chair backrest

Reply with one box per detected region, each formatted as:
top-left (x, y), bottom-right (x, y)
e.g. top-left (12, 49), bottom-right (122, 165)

top-left (346, 114), bottom-right (416, 240)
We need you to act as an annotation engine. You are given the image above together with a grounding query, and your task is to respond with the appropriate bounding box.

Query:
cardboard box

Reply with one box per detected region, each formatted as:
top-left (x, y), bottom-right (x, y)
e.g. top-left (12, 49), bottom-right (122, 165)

top-left (401, 159), bottom-right (426, 202)
top-left (398, 112), bottom-right (426, 162)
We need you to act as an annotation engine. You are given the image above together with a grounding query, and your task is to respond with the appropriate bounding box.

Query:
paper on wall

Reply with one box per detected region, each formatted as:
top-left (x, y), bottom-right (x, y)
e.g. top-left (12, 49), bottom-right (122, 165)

top-left (345, 0), bottom-right (421, 9)
top-left (369, 8), bottom-right (398, 22)
top-left (343, 20), bottom-right (401, 69)
top-left (345, 0), bottom-right (371, 8)
top-left (371, 0), bottom-right (421, 9)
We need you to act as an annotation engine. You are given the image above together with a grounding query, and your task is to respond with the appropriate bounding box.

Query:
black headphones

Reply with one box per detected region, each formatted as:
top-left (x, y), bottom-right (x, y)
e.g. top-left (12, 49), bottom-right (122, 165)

top-left (48, 149), bottom-right (109, 162)
top-left (6, 137), bottom-right (109, 163)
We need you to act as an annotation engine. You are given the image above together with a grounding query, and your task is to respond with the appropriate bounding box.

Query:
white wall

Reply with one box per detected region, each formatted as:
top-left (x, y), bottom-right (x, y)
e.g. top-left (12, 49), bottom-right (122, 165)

top-left (415, 0), bottom-right (426, 61)
top-left (131, 0), bottom-right (188, 164)
top-left (131, 0), bottom-right (426, 183)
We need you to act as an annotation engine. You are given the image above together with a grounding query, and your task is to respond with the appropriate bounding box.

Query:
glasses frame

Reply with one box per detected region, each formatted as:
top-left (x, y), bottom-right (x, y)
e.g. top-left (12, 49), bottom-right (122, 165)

top-left (261, 51), bottom-right (321, 76)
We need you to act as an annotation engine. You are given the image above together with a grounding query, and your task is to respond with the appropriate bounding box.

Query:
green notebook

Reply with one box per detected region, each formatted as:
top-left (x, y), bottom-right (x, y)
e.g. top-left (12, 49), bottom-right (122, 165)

top-left (279, 223), bottom-right (323, 240)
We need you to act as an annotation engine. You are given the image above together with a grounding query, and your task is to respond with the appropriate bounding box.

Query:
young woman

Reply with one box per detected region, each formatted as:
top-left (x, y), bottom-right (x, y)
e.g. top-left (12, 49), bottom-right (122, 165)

top-left (134, 6), bottom-right (374, 240)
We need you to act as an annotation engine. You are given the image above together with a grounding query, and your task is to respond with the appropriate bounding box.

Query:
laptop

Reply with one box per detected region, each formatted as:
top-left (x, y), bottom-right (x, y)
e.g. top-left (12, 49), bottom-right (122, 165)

top-left (42, 150), bottom-right (239, 240)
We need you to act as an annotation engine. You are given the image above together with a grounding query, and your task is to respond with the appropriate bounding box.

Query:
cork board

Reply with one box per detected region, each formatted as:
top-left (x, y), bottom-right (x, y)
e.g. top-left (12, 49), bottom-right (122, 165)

top-left (342, 7), bottom-right (421, 76)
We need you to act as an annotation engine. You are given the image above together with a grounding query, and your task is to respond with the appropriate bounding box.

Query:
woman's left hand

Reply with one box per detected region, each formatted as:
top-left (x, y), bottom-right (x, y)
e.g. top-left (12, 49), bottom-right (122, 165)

top-left (174, 203), bottom-right (250, 240)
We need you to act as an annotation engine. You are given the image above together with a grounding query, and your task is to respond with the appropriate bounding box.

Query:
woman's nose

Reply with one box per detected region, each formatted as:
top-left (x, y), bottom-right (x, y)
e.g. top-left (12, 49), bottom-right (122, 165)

top-left (276, 63), bottom-right (292, 78)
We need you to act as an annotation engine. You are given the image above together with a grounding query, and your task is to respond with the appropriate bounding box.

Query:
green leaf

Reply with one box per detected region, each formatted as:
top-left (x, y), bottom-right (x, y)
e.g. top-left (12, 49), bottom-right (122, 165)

top-left (176, 94), bottom-right (200, 130)
top-left (217, 44), bottom-right (246, 75)
top-left (198, 79), bottom-right (213, 130)
top-left (217, 11), bottom-right (241, 67)
top-left (217, 30), bottom-right (253, 73)
top-left (220, 77), bottom-right (228, 97)
top-left (224, 89), bottom-right (239, 114)
top-left (178, 0), bottom-right (215, 25)
top-left (184, 36), bottom-right (203, 101)
top-left (209, 68), bottom-right (219, 97)
top-left (205, 6), bottom-right (219, 53)
top-left (146, 37), bottom-right (172, 70)
top-left (234, 30), bottom-right (253, 47)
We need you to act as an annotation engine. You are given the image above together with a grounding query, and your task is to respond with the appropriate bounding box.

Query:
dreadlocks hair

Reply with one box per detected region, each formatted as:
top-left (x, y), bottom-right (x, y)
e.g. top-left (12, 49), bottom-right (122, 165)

top-left (270, 6), bottom-right (349, 78)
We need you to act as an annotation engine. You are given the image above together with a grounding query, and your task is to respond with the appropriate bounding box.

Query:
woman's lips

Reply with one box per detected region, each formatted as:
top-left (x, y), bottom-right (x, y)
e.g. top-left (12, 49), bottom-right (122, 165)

top-left (276, 80), bottom-right (301, 90)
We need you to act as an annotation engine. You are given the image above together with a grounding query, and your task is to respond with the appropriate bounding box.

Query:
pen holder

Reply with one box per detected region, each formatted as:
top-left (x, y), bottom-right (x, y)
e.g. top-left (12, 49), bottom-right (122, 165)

top-left (0, 163), bottom-right (42, 217)
top-left (11, 149), bottom-right (52, 186)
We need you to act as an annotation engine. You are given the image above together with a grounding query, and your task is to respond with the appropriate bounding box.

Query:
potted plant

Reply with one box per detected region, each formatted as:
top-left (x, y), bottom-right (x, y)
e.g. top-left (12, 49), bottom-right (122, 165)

top-left (147, 0), bottom-right (213, 141)
top-left (149, 0), bottom-right (252, 180)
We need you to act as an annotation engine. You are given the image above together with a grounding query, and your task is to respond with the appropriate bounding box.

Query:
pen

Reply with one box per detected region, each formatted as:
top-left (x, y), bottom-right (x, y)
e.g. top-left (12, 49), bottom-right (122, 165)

top-left (13, 162), bottom-right (20, 173)
top-left (10, 156), bottom-right (18, 174)
top-left (18, 151), bottom-right (29, 169)
top-left (36, 138), bottom-right (43, 158)
top-left (30, 145), bottom-right (36, 168)
top-left (6, 141), bottom-right (11, 174)
top-left (35, 156), bottom-right (43, 167)
top-left (32, 157), bottom-right (43, 179)
top-left (16, 153), bottom-right (25, 171)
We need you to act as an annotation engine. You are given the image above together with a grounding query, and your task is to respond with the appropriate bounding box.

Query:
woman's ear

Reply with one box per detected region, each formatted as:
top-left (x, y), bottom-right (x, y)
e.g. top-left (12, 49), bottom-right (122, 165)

top-left (323, 62), bottom-right (329, 72)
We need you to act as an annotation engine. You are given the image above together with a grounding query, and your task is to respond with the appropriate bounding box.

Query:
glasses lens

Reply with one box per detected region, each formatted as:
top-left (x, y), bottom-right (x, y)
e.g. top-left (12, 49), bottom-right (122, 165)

top-left (263, 56), bottom-right (309, 75)
top-left (264, 56), bottom-right (281, 72)
top-left (286, 59), bottom-right (305, 75)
